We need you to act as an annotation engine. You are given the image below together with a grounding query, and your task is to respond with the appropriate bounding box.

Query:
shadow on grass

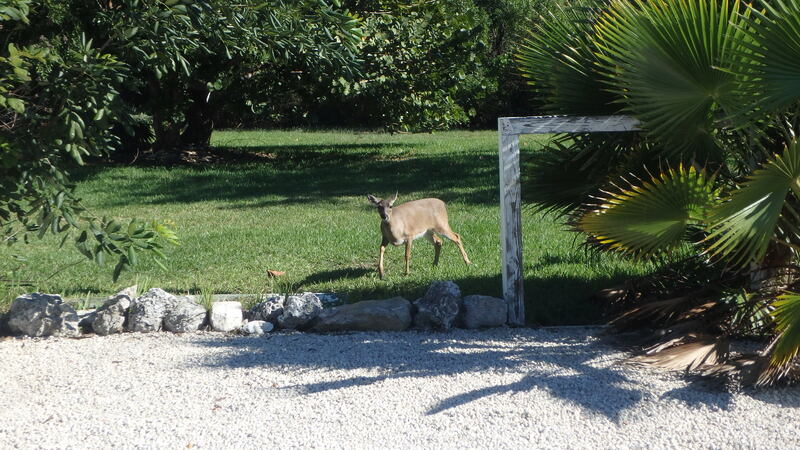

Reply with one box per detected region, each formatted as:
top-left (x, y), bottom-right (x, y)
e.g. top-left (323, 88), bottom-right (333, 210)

top-left (229, 143), bottom-right (414, 153)
top-left (190, 328), bottom-right (737, 422)
top-left (300, 267), bottom-right (373, 285)
top-left (76, 143), bottom-right (499, 208)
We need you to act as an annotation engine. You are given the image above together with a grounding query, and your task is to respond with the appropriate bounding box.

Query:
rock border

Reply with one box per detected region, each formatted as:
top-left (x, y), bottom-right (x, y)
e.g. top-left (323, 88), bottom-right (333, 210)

top-left (0, 281), bottom-right (508, 338)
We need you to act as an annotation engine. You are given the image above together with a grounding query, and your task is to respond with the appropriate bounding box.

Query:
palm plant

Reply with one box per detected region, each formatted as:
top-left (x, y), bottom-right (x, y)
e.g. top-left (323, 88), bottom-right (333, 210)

top-left (518, 0), bottom-right (800, 385)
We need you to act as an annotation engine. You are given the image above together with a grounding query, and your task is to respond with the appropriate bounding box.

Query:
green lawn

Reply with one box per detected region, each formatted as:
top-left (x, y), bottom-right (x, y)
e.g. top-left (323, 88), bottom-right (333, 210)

top-left (1, 130), bottom-right (654, 324)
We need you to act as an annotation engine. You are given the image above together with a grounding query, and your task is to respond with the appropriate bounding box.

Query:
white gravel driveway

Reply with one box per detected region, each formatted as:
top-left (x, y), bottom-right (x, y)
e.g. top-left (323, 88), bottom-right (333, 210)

top-left (1, 327), bottom-right (798, 449)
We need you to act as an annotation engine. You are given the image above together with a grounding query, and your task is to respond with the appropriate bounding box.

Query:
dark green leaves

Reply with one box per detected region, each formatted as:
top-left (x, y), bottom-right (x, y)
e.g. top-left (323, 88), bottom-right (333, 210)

top-left (74, 218), bottom-right (179, 281)
top-left (1, 3), bottom-right (178, 282)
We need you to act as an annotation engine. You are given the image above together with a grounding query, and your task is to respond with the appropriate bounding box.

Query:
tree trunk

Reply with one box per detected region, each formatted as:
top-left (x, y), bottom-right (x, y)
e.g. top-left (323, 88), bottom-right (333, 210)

top-left (181, 86), bottom-right (214, 148)
top-left (150, 78), bottom-right (184, 152)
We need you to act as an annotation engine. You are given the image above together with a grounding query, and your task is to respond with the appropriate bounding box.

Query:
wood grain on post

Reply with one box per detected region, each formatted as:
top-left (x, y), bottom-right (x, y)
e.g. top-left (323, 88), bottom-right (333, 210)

top-left (504, 115), bottom-right (641, 134)
top-left (498, 118), bottom-right (525, 326)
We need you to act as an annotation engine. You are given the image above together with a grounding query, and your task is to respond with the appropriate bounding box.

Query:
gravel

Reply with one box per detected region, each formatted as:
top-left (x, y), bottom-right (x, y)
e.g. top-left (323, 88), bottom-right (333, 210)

top-left (1, 327), bottom-right (798, 449)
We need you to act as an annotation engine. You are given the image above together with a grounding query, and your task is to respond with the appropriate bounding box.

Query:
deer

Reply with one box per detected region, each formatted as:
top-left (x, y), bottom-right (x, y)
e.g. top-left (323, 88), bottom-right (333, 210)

top-left (367, 193), bottom-right (471, 279)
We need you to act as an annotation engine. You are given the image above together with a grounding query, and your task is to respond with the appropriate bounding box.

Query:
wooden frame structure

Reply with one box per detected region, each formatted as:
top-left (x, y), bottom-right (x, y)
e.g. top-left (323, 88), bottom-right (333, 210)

top-left (498, 115), bottom-right (641, 326)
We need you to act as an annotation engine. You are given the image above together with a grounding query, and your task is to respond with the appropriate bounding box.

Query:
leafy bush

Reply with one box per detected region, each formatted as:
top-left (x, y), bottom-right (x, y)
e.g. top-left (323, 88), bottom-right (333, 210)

top-left (1, 1), bottom-right (177, 281)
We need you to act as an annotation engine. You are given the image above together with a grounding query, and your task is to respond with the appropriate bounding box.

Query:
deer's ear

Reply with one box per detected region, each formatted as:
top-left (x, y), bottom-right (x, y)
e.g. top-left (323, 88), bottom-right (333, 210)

top-left (389, 191), bottom-right (398, 206)
top-left (367, 194), bottom-right (379, 205)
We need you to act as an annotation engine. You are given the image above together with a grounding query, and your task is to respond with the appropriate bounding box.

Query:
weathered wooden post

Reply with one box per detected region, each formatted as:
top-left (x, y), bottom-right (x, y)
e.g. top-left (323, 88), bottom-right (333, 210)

top-left (498, 115), bottom-right (641, 326)
top-left (498, 118), bottom-right (524, 326)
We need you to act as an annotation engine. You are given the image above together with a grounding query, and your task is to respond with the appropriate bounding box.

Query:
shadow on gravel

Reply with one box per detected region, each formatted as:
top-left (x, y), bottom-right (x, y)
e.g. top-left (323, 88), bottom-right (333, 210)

top-left (657, 383), bottom-right (734, 410)
top-left (188, 328), bottom-right (735, 422)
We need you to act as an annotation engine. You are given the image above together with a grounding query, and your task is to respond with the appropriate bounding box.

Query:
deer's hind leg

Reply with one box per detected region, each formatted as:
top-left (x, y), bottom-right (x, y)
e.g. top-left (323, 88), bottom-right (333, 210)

top-left (425, 230), bottom-right (443, 266)
top-left (437, 227), bottom-right (471, 265)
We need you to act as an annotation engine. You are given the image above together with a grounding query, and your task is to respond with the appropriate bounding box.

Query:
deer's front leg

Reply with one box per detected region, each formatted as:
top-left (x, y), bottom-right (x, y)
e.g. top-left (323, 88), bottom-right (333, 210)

top-left (404, 239), bottom-right (412, 275)
top-left (378, 238), bottom-right (388, 279)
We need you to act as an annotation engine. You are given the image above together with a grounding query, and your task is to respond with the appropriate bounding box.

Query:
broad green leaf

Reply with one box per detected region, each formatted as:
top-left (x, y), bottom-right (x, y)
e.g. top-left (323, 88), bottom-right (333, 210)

top-left (6, 97), bottom-right (24, 113)
top-left (94, 246), bottom-right (106, 266)
top-left (127, 246), bottom-right (138, 266)
top-left (579, 164), bottom-right (718, 257)
top-left (113, 257), bottom-right (127, 282)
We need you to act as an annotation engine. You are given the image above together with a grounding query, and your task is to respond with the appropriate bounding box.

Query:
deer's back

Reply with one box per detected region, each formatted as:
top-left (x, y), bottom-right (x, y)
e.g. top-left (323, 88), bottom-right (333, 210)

top-left (391, 198), bottom-right (450, 232)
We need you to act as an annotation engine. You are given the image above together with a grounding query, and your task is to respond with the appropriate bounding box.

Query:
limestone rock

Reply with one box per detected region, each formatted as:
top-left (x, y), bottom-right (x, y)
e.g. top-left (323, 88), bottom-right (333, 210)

top-left (277, 293), bottom-right (322, 330)
top-left (246, 295), bottom-right (284, 323)
top-left (413, 281), bottom-right (463, 330)
top-left (210, 301), bottom-right (243, 332)
top-left (6, 293), bottom-right (80, 337)
top-left (126, 288), bottom-right (177, 333)
top-left (313, 297), bottom-right (412, 332)
top-left (114, 285), bottom-right (138, 300)
top-left (93, 294), bottom-right (132, 336)
top-left (242, 320), bottom-right (274, 335)
top-left (316, 293), bottom-right (343, 307)
top-left (164, 297), bottom-right (207, 333)
top-left (77, 309), bottom-right (97, 333)
top-left (459, 295), bottom-right (506, 329)
top-left (426, 281), bottom-right (461, 300)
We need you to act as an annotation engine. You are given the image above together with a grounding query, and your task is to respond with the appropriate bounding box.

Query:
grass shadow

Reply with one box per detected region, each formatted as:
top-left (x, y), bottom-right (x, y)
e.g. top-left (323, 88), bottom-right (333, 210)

top-left (229, 142), bottom-right (416, 153)
top-left (75, 149), bottom-right (499, 208)
top-left (300, 267), bottom-right (373, 286)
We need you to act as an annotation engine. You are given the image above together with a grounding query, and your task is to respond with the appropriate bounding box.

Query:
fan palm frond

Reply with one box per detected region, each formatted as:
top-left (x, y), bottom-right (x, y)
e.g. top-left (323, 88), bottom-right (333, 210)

top-left (578, 164), bottom-right (718, 257)
top-left (733, 0), bottom-right (800, 122)
top-left (594, 0), bottom-right (749, 160)
top-left (705, 140), bottom-right (800, 267)
top-left (516, 0), bottom-right (616, 114)
top-left (610, 296), bottom-right (692, 329)
top-left (701, 354), bottom-right (769, 385)
top-left (523, 132), bottom-right (644, 215)
top-left (769, 292), bottom-right (800, 369)
top-left (631, 334), bottom-right (729, 371)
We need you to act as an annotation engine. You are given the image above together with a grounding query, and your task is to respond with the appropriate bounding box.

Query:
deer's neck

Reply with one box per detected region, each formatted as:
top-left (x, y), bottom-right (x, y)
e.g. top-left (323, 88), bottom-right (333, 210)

top-left (380, 217), bottom-right (402, 236)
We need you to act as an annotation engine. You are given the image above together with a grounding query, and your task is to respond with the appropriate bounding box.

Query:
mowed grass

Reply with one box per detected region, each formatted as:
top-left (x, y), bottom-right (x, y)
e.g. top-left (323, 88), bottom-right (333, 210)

top-left (0, 130), bottom-right (654, 324)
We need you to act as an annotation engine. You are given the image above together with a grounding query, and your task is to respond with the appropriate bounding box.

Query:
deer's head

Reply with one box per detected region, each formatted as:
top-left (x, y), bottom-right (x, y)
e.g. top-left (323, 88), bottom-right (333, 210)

top-left (367, 192), bottom-right (398, 222)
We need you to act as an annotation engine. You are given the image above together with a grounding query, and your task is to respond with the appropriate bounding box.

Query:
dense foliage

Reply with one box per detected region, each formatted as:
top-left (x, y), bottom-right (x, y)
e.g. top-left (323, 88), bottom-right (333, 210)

top-left (1, 0), bottom-right (180, 281)
top-left (217, 0), bottom-right (543, 131)
top-left (0, 0), bottom-right (361, 280)
top-left (518, 0), bottom-right (800, 385)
